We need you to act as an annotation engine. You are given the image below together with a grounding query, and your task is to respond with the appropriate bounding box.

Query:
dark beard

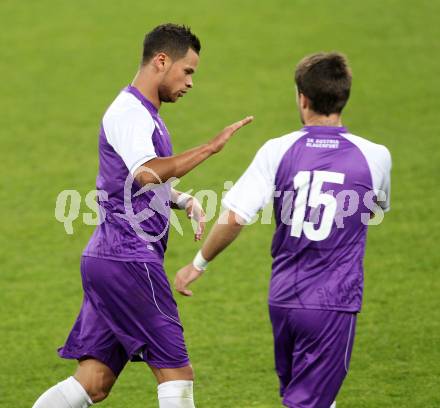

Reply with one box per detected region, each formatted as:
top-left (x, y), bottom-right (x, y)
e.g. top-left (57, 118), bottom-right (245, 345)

top-left (158, 84), bottom-right (175, 103)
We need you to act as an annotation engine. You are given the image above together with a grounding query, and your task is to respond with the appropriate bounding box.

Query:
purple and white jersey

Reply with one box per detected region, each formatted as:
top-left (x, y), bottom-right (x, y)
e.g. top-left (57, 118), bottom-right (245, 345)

top-left (83, 85), bottom-right (173, 263)
top-left (223, 126), bottom-right (391, 312)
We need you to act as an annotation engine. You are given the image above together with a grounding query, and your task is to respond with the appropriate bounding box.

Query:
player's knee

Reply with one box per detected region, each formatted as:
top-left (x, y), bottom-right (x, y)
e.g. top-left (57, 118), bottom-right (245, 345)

top-left (181, 365), bottom-right (195, 381)
top-left (152, 364), bottom-right (195, 384)
top-left (165, 364), bottom-right (195, 382)
top-left (75, 359), bottom-right (116, 403)
top-left (87, 387), bottom-right (110, 403)
top-left (82, 376), bottom-right (114, 403)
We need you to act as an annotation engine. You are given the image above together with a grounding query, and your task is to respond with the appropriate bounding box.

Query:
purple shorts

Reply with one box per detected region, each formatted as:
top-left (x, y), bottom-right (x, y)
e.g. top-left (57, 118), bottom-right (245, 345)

top-left (58, 256), bottom-right (190, 376)
top-left (269, 306), bottom-right (357, 408)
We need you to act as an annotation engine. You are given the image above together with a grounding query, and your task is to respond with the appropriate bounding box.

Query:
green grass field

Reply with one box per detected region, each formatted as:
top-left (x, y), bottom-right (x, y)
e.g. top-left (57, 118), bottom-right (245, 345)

top-left (1, 0), bottom-right (439, 406)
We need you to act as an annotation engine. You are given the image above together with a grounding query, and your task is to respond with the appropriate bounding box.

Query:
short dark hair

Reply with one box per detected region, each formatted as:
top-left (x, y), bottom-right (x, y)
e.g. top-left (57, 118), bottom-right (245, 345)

top-left (142, 23), bottom-right (201, 64)
top-left (295, 52), bottom-right (352, 115)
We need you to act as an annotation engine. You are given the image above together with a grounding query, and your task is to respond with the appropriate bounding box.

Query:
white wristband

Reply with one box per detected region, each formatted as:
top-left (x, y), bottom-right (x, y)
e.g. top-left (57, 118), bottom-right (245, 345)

top-left (176, 192), bottom-right (192, 209)
top-left (193, 250), bottom-right (208, 272)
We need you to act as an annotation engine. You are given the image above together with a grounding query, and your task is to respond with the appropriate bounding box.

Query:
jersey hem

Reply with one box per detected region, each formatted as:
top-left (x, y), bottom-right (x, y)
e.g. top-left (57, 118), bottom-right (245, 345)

top-left (82, 252), bottom-right (164, 265)
top-left (130, 153), bottom-right (158, 176)
top-left (222, 198), bottom-right (253, 223)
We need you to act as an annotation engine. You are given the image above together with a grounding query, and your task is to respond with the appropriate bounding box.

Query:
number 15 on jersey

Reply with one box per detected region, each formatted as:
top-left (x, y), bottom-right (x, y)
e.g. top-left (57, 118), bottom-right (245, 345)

top-left (290, 170), bottom-right (345, 242)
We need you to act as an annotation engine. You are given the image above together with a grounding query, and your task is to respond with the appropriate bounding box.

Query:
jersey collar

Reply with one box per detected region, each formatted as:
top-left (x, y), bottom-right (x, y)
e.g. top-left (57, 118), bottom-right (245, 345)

top-left (124, 85), bottom-right (158, 114)
top-left (302, 125), bottom-right (348, 133)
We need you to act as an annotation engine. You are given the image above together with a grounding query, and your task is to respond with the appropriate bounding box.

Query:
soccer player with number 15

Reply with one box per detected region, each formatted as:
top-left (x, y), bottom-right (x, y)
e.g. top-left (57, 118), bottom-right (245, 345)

top-left (175, 52), bottom-right (392, 407)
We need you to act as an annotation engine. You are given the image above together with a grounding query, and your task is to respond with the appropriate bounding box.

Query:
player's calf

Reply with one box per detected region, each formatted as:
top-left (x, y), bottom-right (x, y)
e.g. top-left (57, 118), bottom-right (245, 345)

top-left (74, 358), bottom-right (117, 403)
top-left (158, 380), bottom-right (195, 408)
top-left (32, 377), bottom-right (92, 408)
top-left (150, 365), bottom-right (196, 408)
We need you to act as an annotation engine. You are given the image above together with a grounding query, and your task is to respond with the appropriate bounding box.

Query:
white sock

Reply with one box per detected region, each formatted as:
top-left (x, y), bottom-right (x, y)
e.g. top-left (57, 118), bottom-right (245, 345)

top-left (330, 402), bottom-right (336, 408)
top-left (157, 380), bottom-right (195, 408)
top-left (32, 376), bottom-right (93, 408)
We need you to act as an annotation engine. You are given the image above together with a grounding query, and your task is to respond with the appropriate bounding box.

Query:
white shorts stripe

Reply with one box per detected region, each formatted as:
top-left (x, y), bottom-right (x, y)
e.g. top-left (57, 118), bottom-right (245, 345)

top-left (143, 263), bottom-right (182, 327)
top-left (344, 314), bottom-right (355, 373)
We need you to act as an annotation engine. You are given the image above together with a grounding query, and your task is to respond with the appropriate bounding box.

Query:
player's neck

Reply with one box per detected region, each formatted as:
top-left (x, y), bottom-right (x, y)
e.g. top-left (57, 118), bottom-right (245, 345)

top-left (131, 70), bottom-right (161, 110)
top-left (303, 113), bottom-right (342, 127)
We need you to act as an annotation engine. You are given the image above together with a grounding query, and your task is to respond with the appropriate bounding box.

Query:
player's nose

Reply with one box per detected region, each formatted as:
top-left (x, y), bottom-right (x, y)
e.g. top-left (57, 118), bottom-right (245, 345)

top-left (186, 78), bottom-right (193, 89)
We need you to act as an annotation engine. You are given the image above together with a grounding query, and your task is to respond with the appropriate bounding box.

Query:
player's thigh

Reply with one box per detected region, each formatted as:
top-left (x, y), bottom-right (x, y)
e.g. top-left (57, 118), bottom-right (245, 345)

top-left (149, 364), bottom-right (194, 384)
top-left (83, 257), bottom-right (191, 368)
top-left (284, 309), bottom-right (357, 408)
top-left (58, 277), bottom-right (130, 378)
top-left (269, 305), bottom-right (295, 394)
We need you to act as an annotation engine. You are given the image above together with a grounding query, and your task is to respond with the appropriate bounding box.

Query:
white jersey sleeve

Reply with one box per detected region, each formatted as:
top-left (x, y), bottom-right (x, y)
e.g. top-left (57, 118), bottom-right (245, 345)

top-left (103, 93), bottom-right (157, 175)
top-left (342, 133), bottom-right (392, 212)
top-left (222, 131), bottom-right (305, 223)
top-left (374, 146), bottom-right (391, 211)
top-left (377, 146), bottom-right (392, 211)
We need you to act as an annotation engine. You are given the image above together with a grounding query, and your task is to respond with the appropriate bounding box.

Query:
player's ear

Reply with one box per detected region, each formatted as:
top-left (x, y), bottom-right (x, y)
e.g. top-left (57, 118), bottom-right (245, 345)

top-left (299, 93), bottom-right (309, 110)
top-left (153, 52), bottom-right (168, 72)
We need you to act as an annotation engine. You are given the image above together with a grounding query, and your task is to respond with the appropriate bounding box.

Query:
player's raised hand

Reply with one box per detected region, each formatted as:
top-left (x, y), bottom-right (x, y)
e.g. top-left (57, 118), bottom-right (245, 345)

top-left (209, 116), bottom-right (254, 154)
top-left (184, 197), bottom-right (206, 241)
top-left (174, 263), bottom-right (203, 296)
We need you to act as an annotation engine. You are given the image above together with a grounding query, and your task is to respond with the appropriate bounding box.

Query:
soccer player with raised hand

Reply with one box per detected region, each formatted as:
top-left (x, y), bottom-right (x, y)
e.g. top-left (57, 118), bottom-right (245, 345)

top-left (175, 52), bottom-right (391, 407)
top-left (32, 24), bottom-right (252, 408)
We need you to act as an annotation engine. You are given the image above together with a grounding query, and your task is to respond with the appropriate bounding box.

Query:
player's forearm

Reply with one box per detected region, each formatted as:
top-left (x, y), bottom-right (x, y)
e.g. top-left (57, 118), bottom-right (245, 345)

top-left (201, 210), bottom-right (244, 261)
top-left (134, 143), bottom-right (214, 186)
top-left (134, 115), bottom-right (254, 187)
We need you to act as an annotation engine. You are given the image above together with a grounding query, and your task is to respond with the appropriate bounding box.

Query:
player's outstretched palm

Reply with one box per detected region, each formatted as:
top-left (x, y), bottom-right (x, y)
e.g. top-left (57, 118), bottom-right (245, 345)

top-left (209, 116), bottom-right (254, 154)
top-left (174, 263), bottom-right (203, 297)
